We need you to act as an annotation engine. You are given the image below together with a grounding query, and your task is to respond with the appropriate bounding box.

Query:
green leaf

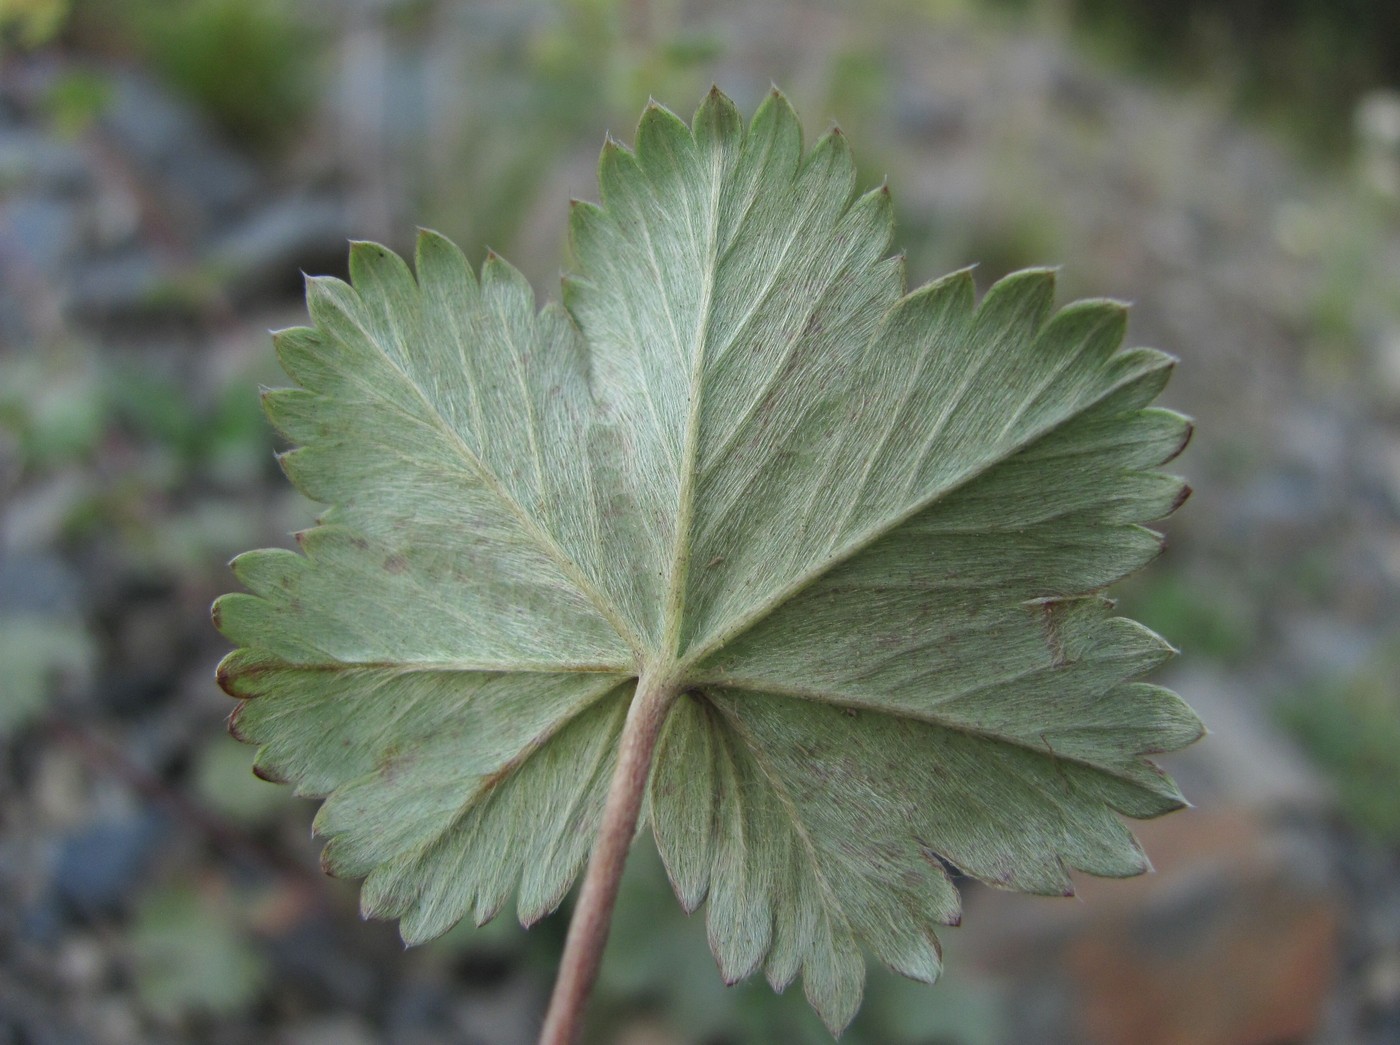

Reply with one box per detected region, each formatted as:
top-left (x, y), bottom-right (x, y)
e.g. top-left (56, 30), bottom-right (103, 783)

top-left (215, 87), bottom-right (1200, 1034)
top-left (0, 613), bottom-right (93, 735)
top-left (131, 884), bottom-right (266, 1020)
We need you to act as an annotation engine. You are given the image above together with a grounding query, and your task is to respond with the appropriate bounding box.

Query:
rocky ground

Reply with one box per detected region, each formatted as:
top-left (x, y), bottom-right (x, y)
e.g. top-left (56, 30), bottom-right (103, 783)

top-left (3, 3), bottom-right (1400, 1043)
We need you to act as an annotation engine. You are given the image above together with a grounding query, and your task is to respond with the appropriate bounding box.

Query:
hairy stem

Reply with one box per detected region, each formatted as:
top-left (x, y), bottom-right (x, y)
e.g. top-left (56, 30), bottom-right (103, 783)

top-left (539, 672), bottom-right (678, 1045)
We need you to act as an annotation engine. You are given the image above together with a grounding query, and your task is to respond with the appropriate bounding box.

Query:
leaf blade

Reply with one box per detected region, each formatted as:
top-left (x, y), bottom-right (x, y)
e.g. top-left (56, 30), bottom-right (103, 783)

top-left (216, 87), bottom-right (1202, 1035)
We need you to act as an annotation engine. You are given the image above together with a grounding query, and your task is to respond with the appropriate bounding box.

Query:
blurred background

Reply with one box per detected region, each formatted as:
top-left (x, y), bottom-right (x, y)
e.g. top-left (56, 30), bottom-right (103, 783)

top-left (2, 0), bottom-right (1400, 1042)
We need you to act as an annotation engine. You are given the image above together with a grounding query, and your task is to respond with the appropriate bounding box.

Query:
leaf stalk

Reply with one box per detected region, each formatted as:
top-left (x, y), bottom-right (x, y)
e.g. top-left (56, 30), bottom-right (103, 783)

top-left (538, 670), bottom-right (678, 1045)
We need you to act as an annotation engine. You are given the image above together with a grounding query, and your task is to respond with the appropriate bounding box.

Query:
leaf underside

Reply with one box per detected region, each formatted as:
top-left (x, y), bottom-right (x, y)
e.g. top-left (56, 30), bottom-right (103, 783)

top-left (214, 87), bottom-right (1200, 1034)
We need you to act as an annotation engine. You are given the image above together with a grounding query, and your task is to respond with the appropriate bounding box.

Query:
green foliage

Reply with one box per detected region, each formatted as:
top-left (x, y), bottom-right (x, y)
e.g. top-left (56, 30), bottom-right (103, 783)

top-left (192, 737), bottom-right (291, 827)
top-left (73, 0), bottom-right (312, 149)
top-left (1280, 647), bottom-right (1400, 844)
top-left (0, 346), bottom-right (107, 470)
top-left (0, 613), bottom-right (93, 735)
top-left (1117, 570), bottom-right (1257, 664)
top-left (130, 883), bottom-right (267, 1021)
top-left (993, 0), bottom-right (1400, 153)
top-left (0, 0), bottom-right (69, 48)
top-left (215, 89), bottom-right (1198, 1032)
top-left (421, 0), bottom-right (720, 268)
top-left (41, 68), bottom-right (111, 136)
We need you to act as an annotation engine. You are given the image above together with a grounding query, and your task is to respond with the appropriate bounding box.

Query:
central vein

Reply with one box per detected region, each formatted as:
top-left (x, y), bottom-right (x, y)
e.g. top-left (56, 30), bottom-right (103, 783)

top-left (660, 139), bottom-right (725, 663)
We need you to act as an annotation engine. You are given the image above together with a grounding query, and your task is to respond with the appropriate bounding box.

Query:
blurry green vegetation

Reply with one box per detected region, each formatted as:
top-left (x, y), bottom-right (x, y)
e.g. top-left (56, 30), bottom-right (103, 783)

top-left (419, 0), bottom-right (724, 267)
top-left (1280, 646), bottom-right (1400, 844)
top-left (1117, 570), bottom-right (1257, 665)
top-left (0, 336), bottom-right (275, 729)
top-left (67, 0), bottom-right (313, 149)
top-left (40, 67), bottom-right (111, 136)
top-left (1274, 192), bottom-right (1400, 378)
top-left (130, 882), bottom-right (268, 1022)
top-left (991, 0), bottom-right (1400, 154)
top-left (192, 738), bottom-right (292, 827)
top-left (0, 613), bottom-right (94, 735)
top-left (0, 0), bottom-right (69, 48)
top-left (0, 337), bottom-right (276, 580)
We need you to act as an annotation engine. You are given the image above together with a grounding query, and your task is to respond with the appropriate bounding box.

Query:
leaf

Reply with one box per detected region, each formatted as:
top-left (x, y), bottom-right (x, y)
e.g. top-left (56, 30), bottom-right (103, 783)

top-left (214, 87), bottom-right (1201, 1034)
top-left (0, 613), bottom-right (94, 735)
top-left (131, 883), bottom-right (266, 1020)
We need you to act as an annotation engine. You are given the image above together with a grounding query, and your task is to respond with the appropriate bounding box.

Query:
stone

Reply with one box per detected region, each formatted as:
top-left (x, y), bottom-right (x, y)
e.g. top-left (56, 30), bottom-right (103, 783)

top-left (52, 812), bottom-right (166, 918)
top-left (0, 128), bottom-right (91, 194)
top-left (209, 195), bottom-right (351, 302)
top-left (950, 667), bottom-right (1343, 1043)
top-left (97, 71), bottom-right (259, 230)
top-left (1, 195), bottom-right (83, 276)
top-left (962, 809), bottom-right (1339, 1045)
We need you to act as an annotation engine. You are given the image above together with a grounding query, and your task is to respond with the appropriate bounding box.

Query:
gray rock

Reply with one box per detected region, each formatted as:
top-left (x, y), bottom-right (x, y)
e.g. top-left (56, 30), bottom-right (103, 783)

top-left (52, 812), bottom-right (165, 918)
top-left (209, 195), bottom-right (351, 301)
top-left (97, 71), bottom-right (260, 230)
top-left (65, 249), bottom-right (168, 322)
top-left (1, 195), bottom-right (83, 276)
top-left (0, 552), bottom-right (84, 615)
top-left (0, 128), bottom-right (91, 195)
top-left (1158, 665), bottom-right (1333, 814)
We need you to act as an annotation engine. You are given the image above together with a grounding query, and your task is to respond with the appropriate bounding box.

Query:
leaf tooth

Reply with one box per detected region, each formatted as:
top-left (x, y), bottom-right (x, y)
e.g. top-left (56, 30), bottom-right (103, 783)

top-left (597, 133), bottom-right (641, 208)
top-left (229, 547), bottom-right (306, 596)
top-left (414, 225), bottom-right (478, 292)
top-left (761, 838), bottom-right (808, 992)
top-left (1034, 296), bottom-right (1128, 377)
top-left (402, 856), bottom-right (479, 945)
top-left (635, 98), bottom-right (696, 175)
top-left (745, 85), bottom-right (804, 176)
top-left (347, 239), bottom-right (415, 304)
top-left (876, 926), bottom-right (943, 986)
top-left (303, 273), bottom-right (359, 331)
top-left (478, 252), bottom-right (539, 328)
top-left (693, 84), bottom-right (741, 150)
top-left (648, 696), bottom-right (715, 914)
top-left (465, 852), bottom-right (518, 935)
top-left (802, 924), bottom-right (864, 1036)
top-left (273, 446), bottom-right (323, 502)
top-left (226, 701), bottom-right (249, 741)
top-left (705, 730), bottom-right (773, 984)
top-left (271, 324), bottom-right (331, 390)
top-left (1105, 346), bottom-right (1177, 403)
top-left (210, 593), bottom-right (272, 650)
top-left (798, 123), bottom-right (857, 196)
top-left (974, 266), bottom-right (1058, 336)
top-left (839, 180), bottom-right (897, 260)
top-left (360, 857), bottom-right (419, 923)
top-left (260, 386), bottom-right (319, 443)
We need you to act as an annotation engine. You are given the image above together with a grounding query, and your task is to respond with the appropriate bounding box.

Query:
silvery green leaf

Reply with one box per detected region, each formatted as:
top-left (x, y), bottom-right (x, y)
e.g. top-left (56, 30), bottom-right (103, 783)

top-left (215, 87), bottom-right (1200, 1034)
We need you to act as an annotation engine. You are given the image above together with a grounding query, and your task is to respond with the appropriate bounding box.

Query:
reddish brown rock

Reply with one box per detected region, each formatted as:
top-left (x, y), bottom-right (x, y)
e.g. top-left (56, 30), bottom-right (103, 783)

top-left (962, 808), bottom-right (1339, 1045)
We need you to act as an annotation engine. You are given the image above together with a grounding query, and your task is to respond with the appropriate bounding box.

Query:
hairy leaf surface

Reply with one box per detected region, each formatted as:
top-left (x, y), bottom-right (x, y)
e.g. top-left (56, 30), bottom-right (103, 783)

top-left (214, 88), bottom-right (1200, 1032)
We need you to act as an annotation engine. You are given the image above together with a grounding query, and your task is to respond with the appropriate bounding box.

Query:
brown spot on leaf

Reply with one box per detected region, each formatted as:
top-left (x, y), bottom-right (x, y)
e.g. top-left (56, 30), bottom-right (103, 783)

top-left (227, 704), bottom-right (250, 742)
top-left (1168, 483), bottom-right (1193, 516)
top-left (384, 554), bottom-right (408, 574)
top-left (216, 659), bottom-right (236, 697)
top-left (1168, 420), bottom-right (1195, 463)
top-left (1037, 600), bottom-right (1069, 668)
top-left (252, 761), bottom-right (288, 784)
